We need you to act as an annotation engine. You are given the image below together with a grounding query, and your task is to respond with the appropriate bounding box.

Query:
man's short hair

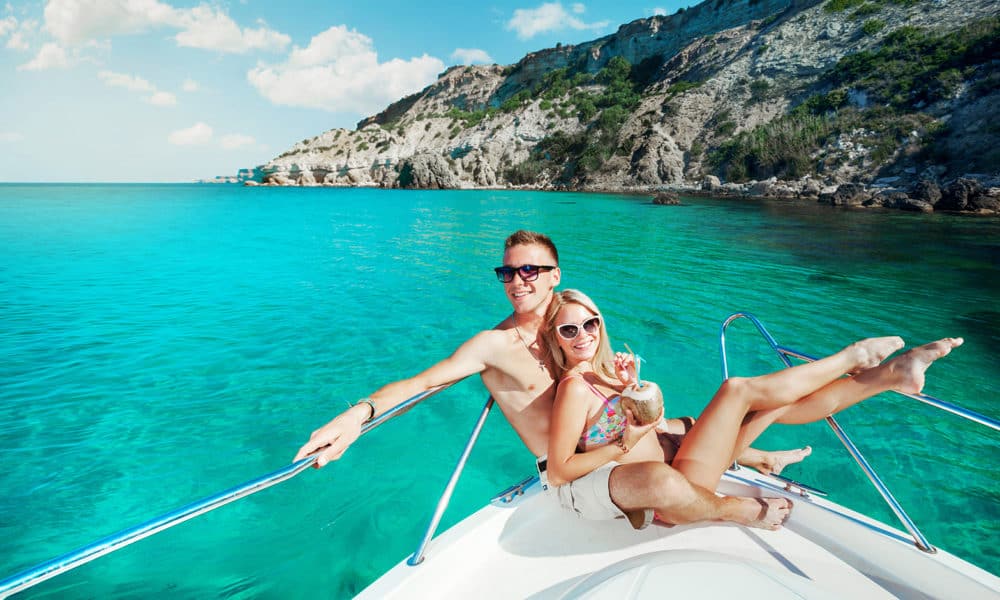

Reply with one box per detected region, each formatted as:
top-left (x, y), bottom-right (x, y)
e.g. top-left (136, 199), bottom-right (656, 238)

top-left (504, 230), bottom-right (559, 265)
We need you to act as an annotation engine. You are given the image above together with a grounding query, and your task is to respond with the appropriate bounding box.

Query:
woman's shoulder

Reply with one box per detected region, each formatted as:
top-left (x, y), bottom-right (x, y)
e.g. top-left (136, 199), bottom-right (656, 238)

top-left (556, 373), bottom-right (597, 401)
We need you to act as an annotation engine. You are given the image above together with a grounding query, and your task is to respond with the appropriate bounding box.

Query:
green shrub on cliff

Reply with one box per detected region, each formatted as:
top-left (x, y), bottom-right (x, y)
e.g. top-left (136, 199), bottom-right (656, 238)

top-left (501, 90), bottom-right (533, 112)
top-left (710, 17), bottom-right (999, 181)
top-left (505, 130), bottom-right (589, 184)
top-left (824, 0), bottom-right (865, 12)
top-left (861, 18), bottom-right (886, 35)
top-left (830, 18), bottom-right (1000, 109)
top-left (445, 106), bottom-right (493, 128)
top-left (710, 112), bottom-right (834, 180)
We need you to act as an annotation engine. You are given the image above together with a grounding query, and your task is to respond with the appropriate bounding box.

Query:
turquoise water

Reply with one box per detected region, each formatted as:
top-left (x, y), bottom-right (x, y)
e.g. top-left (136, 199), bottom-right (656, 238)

top-left (1, 184), bottom-right (997, 598)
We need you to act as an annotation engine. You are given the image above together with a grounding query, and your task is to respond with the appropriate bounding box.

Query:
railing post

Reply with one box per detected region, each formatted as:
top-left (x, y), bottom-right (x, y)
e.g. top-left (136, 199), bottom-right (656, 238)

top-left (408, 397), bottom-right (495, 566)
top-left (719, 313), bottom-right (945, 553)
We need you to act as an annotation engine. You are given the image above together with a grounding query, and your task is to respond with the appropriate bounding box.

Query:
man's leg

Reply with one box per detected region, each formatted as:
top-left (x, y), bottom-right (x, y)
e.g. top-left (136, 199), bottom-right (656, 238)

top-left (675, 338), bottom-right (962, 491)
top-left (608, 462), bottom-right (792, 530)
top-left (661, 417), bottom-right (812, 475)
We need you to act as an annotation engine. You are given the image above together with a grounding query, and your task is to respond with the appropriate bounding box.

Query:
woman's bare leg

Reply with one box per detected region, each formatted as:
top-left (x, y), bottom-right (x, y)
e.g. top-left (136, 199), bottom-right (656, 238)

top-left (674, 338), bottom-right (962, 490)
top-left (718, 336), bottom-right (904, 412)
top-left (661, 417), bottom-right (812, 475)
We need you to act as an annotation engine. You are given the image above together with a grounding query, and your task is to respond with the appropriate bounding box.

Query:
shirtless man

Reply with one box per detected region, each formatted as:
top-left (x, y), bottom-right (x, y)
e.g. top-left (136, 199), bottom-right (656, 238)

top-left (295, 230), bottom-right (809, 529)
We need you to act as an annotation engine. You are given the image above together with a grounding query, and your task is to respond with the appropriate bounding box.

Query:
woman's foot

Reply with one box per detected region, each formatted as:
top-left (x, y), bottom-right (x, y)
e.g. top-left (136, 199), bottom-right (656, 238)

top-left (750, 446), bottom-right (813, 476)
top-left (889, 337), bottom-right (963, 394)
top-left (847, 337), bottom-right (905, 372)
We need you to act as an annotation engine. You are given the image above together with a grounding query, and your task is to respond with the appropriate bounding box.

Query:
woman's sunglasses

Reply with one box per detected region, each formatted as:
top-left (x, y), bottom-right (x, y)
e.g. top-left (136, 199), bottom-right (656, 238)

top-left (494, 264), bottom-right (556, 283)
top-left (556, 316), bottom-right (601, 340)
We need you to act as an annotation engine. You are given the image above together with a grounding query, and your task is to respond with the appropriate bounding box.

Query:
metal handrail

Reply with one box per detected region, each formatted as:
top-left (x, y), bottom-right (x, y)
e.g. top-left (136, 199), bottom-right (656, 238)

top-left (719, 312), bottom-right (999, 553)
top-left (408, 397), bottom-right (495, 566)
top-left (0, 379), bottom-right (466, 599)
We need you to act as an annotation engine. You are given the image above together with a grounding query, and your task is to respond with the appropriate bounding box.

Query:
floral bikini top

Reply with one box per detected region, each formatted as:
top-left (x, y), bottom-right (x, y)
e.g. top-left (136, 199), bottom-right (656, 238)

top-left (562, 374), bottom-right (626, 451)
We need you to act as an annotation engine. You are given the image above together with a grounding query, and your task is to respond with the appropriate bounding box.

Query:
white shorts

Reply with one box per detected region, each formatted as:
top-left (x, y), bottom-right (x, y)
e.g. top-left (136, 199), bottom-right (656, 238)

top-left (537, 457), bottom-right (652, 529)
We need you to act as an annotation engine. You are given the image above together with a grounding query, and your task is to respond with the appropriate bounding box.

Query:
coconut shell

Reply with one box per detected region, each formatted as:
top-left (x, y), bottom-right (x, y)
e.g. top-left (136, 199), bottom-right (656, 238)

top-left (621, 381), bottom-right (663, 426)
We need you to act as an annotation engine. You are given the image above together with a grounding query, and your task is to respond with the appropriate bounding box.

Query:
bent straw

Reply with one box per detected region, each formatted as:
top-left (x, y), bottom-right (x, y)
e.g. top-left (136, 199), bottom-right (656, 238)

top-left (623, 343), bottom-right (641, 388)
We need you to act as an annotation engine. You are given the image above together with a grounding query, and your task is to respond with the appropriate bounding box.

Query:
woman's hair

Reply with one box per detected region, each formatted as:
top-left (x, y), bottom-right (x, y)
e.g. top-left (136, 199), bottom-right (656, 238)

top-left (542, 289), bottom-right (617, 383)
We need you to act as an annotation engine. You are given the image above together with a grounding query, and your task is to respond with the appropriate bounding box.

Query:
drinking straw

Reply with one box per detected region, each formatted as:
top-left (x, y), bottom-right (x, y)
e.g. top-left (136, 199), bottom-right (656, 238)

top-left (623, 343), bottom-right (641, 388)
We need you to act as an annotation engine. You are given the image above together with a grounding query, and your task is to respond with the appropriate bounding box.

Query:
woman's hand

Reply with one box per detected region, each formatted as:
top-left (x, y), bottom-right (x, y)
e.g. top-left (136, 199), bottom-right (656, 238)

top-left (614, 352), bottom-right (637, 387)
top-left (622, 406), bottom-right (663, 451)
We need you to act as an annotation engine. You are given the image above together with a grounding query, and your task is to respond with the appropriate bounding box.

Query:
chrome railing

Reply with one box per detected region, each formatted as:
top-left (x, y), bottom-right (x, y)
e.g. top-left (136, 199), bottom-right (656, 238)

top-left (720, 312), bottom-right (1000, 553)
top-left (0, 379), bottom-right (466, 599)
top-left (408, 396), bottom-right (495, 566)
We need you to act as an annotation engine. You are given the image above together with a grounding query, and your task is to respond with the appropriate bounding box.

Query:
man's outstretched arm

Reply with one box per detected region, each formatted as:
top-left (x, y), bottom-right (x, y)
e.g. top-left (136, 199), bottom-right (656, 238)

top-left (294, 331), bottom-right (496, 467)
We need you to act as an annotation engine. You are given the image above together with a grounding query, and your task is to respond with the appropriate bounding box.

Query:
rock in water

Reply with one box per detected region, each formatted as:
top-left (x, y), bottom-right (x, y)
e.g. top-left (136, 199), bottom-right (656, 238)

top-left (653, 192), bottom-right (680, 205)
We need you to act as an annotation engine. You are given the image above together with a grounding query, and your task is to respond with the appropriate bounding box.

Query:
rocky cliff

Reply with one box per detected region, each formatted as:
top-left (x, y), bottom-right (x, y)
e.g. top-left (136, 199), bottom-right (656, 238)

top-left (258, 0), bottom-right (1000, 213)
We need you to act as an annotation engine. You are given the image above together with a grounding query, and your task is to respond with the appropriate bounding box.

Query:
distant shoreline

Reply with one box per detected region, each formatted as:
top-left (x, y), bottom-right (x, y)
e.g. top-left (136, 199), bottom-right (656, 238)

top-left (233, 176), bottom-right (1000, 215)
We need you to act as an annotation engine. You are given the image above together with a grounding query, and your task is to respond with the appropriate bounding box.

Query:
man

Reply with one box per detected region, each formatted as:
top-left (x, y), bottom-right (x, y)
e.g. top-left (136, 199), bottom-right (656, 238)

top-left (295, 230), bottom-right (802, 529)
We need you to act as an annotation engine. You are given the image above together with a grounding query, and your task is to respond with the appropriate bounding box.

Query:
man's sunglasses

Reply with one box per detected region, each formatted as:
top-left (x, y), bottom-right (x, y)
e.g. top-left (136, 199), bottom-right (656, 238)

top-left (494, 264), bottom-right (556, 283)
top-left (556, 316), bottom-right (601, 340)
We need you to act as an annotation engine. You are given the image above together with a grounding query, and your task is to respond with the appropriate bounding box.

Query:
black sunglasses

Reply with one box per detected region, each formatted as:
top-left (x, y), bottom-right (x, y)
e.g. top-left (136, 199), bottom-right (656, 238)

top-left (556, 316), bottom-right (602, 340)
top-left (494, 264), bottom-right (556, 283)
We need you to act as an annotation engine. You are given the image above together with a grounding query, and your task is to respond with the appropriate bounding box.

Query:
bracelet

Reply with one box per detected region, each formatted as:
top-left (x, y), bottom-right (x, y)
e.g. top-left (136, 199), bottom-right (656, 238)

top-left (356, 397), bottom-right (377, 423)
top-left (615, 436), bottom-right (630, 454)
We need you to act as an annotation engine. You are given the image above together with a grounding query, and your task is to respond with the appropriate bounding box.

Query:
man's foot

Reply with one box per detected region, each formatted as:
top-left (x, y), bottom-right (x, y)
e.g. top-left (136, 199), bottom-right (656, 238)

top-left (733, 497), bottom-right (793, 530)
top-left (848, 337), bottom-right (905, 372)
top-left (889, 337), bottom-right (963, 394)
top-left (753, 446), bottom-right (812, 476)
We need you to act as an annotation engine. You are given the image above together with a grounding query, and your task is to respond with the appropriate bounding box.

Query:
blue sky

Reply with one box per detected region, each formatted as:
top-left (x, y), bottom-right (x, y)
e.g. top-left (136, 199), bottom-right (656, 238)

top-left (0, 1), bottom-right (694, 182)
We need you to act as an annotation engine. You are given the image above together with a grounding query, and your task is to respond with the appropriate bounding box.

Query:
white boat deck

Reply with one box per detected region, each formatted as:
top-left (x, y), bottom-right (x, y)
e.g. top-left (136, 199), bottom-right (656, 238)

top-left (359, 469), bottom-right (1000, 599)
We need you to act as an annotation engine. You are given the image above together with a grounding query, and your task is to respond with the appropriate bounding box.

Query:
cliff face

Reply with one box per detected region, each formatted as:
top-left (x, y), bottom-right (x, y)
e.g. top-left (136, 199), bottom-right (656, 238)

top-left (261, 0), bottom-right (999, 210)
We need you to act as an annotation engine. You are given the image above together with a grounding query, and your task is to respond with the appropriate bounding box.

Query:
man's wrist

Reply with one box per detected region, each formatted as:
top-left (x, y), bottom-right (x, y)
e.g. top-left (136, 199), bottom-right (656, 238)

top-left (355, 397), bottom-right (377, 423)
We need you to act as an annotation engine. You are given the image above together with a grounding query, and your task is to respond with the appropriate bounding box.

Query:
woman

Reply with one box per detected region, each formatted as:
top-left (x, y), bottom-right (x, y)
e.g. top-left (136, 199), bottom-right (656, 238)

top-left (542, 289), bottom-right (962, 527)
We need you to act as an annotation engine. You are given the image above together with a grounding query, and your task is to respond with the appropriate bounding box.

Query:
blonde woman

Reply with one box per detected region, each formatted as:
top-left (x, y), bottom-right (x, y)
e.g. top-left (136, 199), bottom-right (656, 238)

top-left (542, 289), bottom-right (961, 530)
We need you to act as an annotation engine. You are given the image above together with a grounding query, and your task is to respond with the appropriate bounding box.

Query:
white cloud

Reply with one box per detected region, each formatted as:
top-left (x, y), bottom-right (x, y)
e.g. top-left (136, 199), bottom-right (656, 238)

top-left (98, 69), bottom-right (154, 92)
top-left (248, 25), bottom-right (445, 114)
top-left (571, 3), bottom-right (585, 13)
top-left (0, 131), bottom-right (24, 142)
top-left (506, 2), bottom-right (610, 40)
top-left (173, 6), bottom-right (289, 53)
top-left (450, 47), bottom-right (493, 65)
top-left (18, 42), bottom-right (70, 70)
top-left (181, 78), bottom-right (199, 92)
top-left (42, 0), bottom-right (288, 54)
top-left (147, 90), bottom-right (176, 106)
top-left (168, 122), bottom-right (213, 145)
top-left (0, 15), bottom-right (31, 50)
top-left (652, 7), bottom-right (668, 16)
top-left (220, 133), bottom-right (255, 149)
top-left (43, 0), bottom-right (174, 45)
top-left (98, 69), bottom-right (176, 107)
top-left (6, 31), bottom-right (27, 49)
top-left (0, 15), bottom-right (15, 37)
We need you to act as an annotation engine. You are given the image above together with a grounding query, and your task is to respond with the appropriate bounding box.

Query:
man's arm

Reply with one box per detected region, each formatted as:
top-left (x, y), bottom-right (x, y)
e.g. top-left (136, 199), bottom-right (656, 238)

top-left (294, 330), bottom-right (498, 467)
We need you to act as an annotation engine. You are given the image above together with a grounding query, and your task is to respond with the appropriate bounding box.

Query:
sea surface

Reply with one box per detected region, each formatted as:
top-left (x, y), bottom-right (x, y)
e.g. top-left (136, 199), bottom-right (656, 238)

top-left (1, 184), bottom-right (997, 598)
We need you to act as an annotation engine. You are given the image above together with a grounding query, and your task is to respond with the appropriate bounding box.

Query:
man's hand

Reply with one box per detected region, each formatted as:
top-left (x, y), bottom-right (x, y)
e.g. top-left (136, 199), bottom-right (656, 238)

top-left (294, 407), bottom-right (367, 468)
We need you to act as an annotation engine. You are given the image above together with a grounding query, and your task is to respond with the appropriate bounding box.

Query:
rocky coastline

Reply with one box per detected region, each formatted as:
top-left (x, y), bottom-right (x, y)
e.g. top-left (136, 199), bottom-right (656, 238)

top-left (243, 171), bottom-right (1000, 215)
top-left (234, 0), bottom-right (998, 216)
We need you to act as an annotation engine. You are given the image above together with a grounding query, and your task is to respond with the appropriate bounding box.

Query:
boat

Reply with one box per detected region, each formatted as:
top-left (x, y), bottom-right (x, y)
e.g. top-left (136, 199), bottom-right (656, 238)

top-left (2, 313), bottom-right (998, 599)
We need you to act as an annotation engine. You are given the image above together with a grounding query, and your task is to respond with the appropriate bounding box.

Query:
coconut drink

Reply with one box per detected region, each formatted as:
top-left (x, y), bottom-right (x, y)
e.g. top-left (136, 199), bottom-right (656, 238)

top-left (621, 380), bottom-right (663, 426)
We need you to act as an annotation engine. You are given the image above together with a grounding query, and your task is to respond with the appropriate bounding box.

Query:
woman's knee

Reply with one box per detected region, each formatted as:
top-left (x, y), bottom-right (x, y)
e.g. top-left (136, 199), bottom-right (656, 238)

top-left (716, 376), bottom-right (755, 409)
